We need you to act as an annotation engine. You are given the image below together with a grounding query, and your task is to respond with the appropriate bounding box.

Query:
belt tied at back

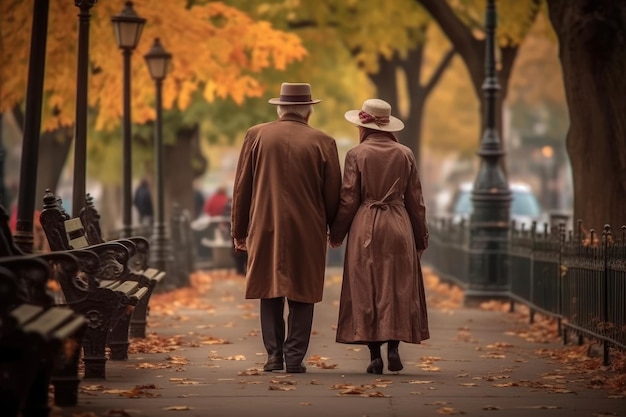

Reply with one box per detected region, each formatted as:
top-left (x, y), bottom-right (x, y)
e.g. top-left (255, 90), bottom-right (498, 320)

top-left (363, 178), bottom-right (403, 248)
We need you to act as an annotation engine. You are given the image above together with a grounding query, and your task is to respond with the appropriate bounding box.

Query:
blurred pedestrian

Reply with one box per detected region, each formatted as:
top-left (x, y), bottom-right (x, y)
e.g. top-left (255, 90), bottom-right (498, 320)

top-left (133, 177), bottom-right (153, 226)
top-left (204, 186), bottom-right (229, 217)
top-left (231, 82), bottom-right (342, 373)
top-left (329, 98), bottom-right (430, 374)
top-left (193, 181), bottom-right (205, 220)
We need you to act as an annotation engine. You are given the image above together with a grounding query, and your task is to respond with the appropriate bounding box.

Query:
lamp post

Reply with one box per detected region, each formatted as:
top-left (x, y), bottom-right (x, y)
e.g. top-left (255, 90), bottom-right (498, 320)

top-left (14, 0), bottom-right (50, 253)
top-left (111, 1), bottom-right (146, 238)
top-left (72, 0), bottom-right (97, 218)
top-left (466, 0), bottom-right (511, 305)
top-left (144, 38), bottom-right (173, 274)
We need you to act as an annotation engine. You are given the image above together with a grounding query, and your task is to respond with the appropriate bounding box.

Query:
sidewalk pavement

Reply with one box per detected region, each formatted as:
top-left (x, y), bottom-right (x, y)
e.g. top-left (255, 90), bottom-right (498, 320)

top-left (56, 267), bottom-right (625, 417)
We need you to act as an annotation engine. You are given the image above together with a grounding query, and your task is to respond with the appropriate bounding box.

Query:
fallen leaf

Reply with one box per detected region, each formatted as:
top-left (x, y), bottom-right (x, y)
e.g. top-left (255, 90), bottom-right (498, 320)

top-left (224, 355), bottom-right (246, 361)
top-left (238, 368), bottom-right (262, 376)
top-left (269, 384), bottom-right (296, 391)
top-left (436, 406), bottom-right (462, 415)
top-left (363, 391), bottom-right (390, 398)
top-left (200, 337), bottom-right (230, 345)
top-left (81, 384), bottom-right (106, 391)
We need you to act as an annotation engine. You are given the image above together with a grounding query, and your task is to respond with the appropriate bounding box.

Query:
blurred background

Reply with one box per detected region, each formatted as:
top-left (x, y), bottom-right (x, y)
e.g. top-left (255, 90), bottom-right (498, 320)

top-left (0, 0), bottom-right (571, 249)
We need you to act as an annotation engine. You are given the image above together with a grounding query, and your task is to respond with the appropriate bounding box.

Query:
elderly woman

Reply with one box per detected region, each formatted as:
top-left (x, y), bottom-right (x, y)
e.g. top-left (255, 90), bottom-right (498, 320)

top-left (329, 99), bottom-right (430, 374)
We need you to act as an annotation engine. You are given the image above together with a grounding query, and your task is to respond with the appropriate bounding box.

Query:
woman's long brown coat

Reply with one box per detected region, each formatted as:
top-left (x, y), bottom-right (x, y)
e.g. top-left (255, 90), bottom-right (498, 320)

top-left (329, 132), bottom-right (430, 344)
top-left (231, 114), bottom-right (342, 303)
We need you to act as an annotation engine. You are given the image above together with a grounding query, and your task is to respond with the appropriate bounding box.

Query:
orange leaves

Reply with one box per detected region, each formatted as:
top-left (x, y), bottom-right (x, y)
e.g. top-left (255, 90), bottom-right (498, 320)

top-left (330, 379), bottom-right (392, 397)
top-left (2, 0), bottom-right (306, 132)
top-left (80, 384), bottom-right (161, 398)
top-left (306, 354), bottom-right (338, 370)
top-left (128, 333), bottom-right (187, 354)
top-left (423, 267), bottom-right (463, 310)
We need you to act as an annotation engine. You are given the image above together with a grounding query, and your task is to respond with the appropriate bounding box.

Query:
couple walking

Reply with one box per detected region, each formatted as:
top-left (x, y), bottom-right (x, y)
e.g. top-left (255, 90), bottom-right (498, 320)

top-left (230, 83), bottom-right (430, 375)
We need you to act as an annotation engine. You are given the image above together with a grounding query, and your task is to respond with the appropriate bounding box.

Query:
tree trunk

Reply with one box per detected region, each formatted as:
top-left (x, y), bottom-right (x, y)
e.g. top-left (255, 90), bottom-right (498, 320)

top-left (398, 46), bottom-right (425, 162)
top-left (417, 0), bottom-right (535, 153)
top-left (164, 124), bottom-right (207, 220)
top-left (369, 54), bottom-right (400, 119)
top-left (369, 42), bottom-right (455, 166)
top-left (547, 0), bottom-right (626, 232)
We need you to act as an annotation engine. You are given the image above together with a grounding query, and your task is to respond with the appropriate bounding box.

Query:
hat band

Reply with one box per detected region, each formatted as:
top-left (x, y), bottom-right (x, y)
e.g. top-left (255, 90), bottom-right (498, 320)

top-left (279, 94), bottom-right (312, 103)
top-left (359, 110), bottom-right (389, 127)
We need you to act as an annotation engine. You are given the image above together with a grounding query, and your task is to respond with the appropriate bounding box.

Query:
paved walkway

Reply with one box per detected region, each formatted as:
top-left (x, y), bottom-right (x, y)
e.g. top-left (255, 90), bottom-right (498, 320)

top-left (56, 267), bottom-right (625, 417)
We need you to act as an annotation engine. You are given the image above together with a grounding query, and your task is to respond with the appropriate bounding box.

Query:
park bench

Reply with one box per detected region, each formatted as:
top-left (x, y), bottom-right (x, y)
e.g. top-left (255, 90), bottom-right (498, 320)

top-left (79, 193), bottom-right (165, 337)
top-left (0, 254), bottom-right (86, 416)
top-left (192, 214), bottom-right (236, 269)
top-left (36, 196), bottom-right (149, 377)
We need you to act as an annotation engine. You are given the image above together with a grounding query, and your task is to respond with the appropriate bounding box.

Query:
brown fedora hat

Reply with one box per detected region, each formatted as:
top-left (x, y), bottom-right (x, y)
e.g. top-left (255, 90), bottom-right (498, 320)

top-left (268, 82), bottom-right (321, 105)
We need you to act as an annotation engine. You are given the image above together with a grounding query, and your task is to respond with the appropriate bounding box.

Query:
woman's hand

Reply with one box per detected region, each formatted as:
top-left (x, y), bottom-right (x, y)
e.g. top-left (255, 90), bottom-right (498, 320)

top-left (328, 235), bottom-right (342, 248)
top-left (234, 238), bottom-right (247, 252)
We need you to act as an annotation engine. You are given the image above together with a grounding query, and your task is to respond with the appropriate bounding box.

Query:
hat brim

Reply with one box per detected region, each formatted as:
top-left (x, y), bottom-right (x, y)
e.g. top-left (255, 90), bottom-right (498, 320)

top-left (344, 110), bottom-right (404, 132)
top-left (268, 98), bottom-right (321, 105)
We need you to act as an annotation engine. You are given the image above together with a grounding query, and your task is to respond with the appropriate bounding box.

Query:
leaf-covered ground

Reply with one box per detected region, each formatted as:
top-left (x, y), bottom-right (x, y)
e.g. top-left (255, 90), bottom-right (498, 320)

top-left (49, 267), bottom-right (624, 416)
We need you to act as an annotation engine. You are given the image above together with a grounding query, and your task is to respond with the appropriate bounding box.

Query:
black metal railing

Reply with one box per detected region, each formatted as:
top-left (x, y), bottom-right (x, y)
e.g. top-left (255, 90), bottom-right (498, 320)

top-left (423, 218), bottom-right (626, 365)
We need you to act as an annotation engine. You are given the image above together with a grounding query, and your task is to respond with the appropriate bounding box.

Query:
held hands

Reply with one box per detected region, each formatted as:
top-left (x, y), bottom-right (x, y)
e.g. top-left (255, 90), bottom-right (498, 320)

top-left (327, 233), bottom-right (342, 248)
top-left (234, 238), bottom-right (247, 252)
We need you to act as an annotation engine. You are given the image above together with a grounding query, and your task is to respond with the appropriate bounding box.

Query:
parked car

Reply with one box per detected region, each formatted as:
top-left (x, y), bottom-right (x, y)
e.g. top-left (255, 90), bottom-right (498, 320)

top-left (448, 181), bottom-right (548, 229)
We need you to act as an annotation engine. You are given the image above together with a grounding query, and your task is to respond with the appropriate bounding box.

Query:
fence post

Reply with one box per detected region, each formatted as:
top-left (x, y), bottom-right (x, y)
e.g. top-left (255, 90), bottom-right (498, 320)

top-left (602, 225), bottom-right (610, 366)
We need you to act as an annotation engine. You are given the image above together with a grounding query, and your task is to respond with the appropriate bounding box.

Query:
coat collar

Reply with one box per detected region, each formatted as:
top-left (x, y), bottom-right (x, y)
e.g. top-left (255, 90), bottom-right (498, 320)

top-left (278, 114), bottom-right (308, 125)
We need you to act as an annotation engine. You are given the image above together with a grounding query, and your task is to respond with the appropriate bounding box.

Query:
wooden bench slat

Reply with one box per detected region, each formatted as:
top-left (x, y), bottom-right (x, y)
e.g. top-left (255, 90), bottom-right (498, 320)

top-left (99, 280), bottom-right (119, 289)
top-left (53, 315), bottom-right (87, 340)
top-left (130, 286), bottom-right (149, 304)
top-left (11, 304), bottom-right (44, 325)
top-left (22, 307), bottom-right (76, 339)
top-left (114, 280), bottom-right (141, 295)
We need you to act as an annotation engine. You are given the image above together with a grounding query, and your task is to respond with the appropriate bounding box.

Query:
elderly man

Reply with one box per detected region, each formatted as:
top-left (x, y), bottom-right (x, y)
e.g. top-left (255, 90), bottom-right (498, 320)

top-left (231, 83), bottom-right (342, 373)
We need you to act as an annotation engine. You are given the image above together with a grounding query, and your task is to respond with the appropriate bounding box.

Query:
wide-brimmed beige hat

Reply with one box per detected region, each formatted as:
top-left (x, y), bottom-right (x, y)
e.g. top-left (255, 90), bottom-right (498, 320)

top-left (268, 82), bottom-right (321, 105)
top-left (344, 98), bottom-right (404, 132)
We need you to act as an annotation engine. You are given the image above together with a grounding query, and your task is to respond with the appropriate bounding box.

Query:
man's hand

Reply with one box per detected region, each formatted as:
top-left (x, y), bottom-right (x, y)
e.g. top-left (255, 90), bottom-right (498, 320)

top-left (234, 238), bottom-right (247, 252)
top-left (328, 234), bottom-right (342, 248)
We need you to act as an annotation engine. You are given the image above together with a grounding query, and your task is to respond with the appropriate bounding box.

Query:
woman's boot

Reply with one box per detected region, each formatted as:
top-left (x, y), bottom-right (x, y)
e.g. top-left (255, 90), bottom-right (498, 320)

top-left (387, 340), bottom-right (403, 372)
top-left (366, 342), bottom-right (383, 374)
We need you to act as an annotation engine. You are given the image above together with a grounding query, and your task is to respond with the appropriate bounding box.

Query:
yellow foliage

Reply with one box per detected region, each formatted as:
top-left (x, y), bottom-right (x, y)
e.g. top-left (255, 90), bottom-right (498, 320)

top-left (508, 13), bottom-right (564, 106)
top-left (422, 24), bottom-right (479, 156)
top-left (0, 0), bottom-right (307, 132)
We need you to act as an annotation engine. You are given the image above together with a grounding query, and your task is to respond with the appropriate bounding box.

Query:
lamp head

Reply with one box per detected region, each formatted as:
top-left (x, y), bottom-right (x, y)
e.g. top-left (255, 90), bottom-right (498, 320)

top-left (144, 38), bottom-right (172, 80)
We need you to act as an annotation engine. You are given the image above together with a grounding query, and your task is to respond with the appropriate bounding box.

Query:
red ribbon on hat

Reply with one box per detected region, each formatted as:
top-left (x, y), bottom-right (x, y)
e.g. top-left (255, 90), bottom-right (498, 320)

top-left (358, 110), bottom-right (389, 127)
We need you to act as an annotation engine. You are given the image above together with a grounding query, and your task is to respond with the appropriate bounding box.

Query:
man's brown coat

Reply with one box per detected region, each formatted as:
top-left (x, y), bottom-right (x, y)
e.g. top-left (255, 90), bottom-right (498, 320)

top-left (231, 114), bottom-right (341, 303)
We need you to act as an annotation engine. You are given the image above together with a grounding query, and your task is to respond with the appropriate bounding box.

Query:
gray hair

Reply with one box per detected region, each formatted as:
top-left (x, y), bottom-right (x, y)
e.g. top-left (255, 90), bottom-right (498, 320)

top-left (277, 104), bottom-right (313, 119)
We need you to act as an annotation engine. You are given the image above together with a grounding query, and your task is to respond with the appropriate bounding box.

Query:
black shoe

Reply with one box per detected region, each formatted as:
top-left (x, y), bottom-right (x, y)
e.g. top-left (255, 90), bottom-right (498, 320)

top-left (387, 347), bottom-right (403, 372)
top-left (263, 356), bottom-right (284, 372)
top-left (285, 363), bottom-right (307, 373)
top-left (366, 358), bottom-right (383, 374)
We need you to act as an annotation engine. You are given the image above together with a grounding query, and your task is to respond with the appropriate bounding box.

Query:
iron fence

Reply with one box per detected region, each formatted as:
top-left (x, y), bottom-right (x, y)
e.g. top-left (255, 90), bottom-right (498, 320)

top-left (423, 218), bottom-right (626, 365)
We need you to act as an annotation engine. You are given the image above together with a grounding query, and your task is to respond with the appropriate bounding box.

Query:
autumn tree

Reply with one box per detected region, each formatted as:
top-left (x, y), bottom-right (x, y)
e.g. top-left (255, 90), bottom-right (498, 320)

top-left (417, 0), bottom-right (542, 144)
top-left (0, 0), bottom-right (306, 225)
top-left (241, 0), bottom-right (456, 162)
top-left (546, 0), bottom-right (626, 230)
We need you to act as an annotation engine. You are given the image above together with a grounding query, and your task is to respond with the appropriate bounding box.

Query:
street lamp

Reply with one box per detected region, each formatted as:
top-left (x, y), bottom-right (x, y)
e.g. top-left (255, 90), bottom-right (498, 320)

top-left (144, 38), bottom-right (173, 275)
top-left (466, 0), bottom-right (512, 305)
top-left (72, 0), bottom-right (97, 218)
top-left (14, 0), bottom-right (50, 253)
top-left (111, 1), bottom-right (146, 238)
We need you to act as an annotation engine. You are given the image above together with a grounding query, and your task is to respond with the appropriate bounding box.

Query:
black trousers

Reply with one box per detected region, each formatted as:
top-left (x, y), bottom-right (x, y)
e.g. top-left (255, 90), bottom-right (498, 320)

top-left (260, 297), bottom-right (314, 366)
